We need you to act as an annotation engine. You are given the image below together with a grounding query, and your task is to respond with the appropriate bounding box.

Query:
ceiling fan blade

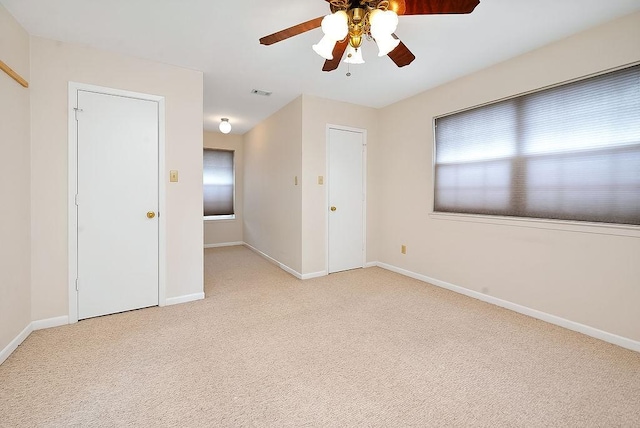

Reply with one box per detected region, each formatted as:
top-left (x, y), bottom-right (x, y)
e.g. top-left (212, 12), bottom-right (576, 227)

top-left (259, 16), bottom-right (324, 46)
top-left (322, 39), bottom-right (349, 72)
top-left (389, 0), bottom-right (480, 15)
top-left (388, 38), bottom-right (416, 67)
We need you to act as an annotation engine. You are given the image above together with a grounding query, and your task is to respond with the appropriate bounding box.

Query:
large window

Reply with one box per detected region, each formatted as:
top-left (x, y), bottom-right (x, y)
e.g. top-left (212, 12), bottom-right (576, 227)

top-left (203, 149), bottom-right (234, 218)
top-left (434, 64), bottom-right (640, 226)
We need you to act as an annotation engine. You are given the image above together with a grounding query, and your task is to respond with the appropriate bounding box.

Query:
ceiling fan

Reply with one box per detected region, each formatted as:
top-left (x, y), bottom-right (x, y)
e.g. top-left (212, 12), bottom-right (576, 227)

top-left (259, 0), bottom-right (481, 72)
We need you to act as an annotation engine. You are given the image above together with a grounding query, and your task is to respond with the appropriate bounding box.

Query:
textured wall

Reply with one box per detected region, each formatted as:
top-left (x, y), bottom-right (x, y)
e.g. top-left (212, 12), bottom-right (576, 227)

top-left (29, 36), bottom-right (204, 320)
top-left (372, 12), bottom-right (640, 341)
top-left (243, 97), bottom-right (303, 273)
top-left (0, 4), bottom-right (31, 354)
top-left (300, 95), bottom-right (379, 275)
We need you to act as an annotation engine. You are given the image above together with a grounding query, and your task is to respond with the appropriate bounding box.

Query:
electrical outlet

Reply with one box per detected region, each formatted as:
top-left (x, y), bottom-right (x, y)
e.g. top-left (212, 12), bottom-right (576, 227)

top-left (401, 245), bottom-right (407, 254)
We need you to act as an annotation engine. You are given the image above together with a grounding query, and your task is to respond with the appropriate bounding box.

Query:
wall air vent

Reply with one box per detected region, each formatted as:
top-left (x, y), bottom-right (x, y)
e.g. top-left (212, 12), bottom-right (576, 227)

top-left (251, 89), bottom-right (273, 96)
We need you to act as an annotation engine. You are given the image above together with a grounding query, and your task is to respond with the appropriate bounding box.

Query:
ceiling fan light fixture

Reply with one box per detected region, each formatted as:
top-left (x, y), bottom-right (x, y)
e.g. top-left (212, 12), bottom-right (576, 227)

top-left (369, 9), bottom-right (400, 57)
top-left (370, 10), bottom-right (399, 37)
top-left (322, 11), bottom-right (349, 40)
top-left (219, 118), bottom-right (231, 134)
top-left (313, 11), bottom-right (349, 60)
top-left (374, 33), bottom-right (400, 57)
top-left (260, 0), bottom-right (479, 72)
top-left (313, 35), bottom-right (337, 60)
top-left (344, 45), bottom-right (364, 64)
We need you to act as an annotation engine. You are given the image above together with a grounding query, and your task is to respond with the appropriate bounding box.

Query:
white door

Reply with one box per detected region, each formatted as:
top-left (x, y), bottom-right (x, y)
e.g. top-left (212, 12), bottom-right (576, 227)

top-left (328, 128), bottom-right (365, 273)
top-left (76, 90), bottom-right (159, 320)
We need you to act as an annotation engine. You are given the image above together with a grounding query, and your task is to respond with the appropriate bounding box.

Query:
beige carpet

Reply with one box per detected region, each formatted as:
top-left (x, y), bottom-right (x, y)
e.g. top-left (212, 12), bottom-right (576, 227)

top-left (1, 246), bottom-right (639, 427)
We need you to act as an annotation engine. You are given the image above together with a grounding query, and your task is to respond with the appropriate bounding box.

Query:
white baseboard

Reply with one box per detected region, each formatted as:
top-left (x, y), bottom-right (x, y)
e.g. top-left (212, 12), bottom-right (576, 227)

top-left (208, 242), bottom-right (326, 280)
top-left (364, 262), bottom-right (377, 268)
top-left (372, 261), bottom-right (640, 353)
top-left (244, 243), bottom-right (304, 279)
top-left (0, 323), bottom-right (33, 366)
top-left (165, 292), bottom-right (205, 306)
top-left (302, 271), bottom-right (327, 280)
top-left (1, 296), bottom-right (208, 365)
top-left (280, 265), bottom-right (302, 280)
top-left (32, 316), bottom-right (69, 331)
top-left (204, 241), bottom-right (244, 249)
top-left (1, 315), bottom-right (71, 365)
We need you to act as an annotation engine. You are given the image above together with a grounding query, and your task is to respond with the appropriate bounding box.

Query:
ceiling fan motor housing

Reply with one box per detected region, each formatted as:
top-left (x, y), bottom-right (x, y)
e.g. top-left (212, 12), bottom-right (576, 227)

top-left (348, 8), bottom-right (366, 48)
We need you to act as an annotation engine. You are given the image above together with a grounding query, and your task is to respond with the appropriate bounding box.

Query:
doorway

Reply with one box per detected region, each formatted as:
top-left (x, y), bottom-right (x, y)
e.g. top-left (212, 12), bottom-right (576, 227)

top-left (327, 126), bottom-right (366, 274)
top-left (68, 83), bottom-right (166, 322)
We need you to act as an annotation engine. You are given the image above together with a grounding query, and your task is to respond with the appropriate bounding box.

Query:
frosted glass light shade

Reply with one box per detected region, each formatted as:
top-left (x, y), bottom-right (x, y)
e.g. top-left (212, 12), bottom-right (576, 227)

top-left (370, 9), bottom-right (400, 57)
top-left (313, 35), bottom-right (337, 60)
top-left (370, 10), bottom-right (399, 36)
top-left (322, 11), bottom-right (349, 40)
top-left (344, 45), bottom-right (364, 64)
top-left (313, 12), bottom-right (349, 59)
top-left (219, 118), bottom-right (231, 134)
top-left (375, 33), bottom-right (400, 56)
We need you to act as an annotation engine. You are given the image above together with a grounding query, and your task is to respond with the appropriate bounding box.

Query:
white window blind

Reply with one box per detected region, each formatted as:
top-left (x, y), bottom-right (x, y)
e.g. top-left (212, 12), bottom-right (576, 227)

top-left (434, 64), bottom-right (640, 226)
top-left (203, 149), bottom-right (234, 217)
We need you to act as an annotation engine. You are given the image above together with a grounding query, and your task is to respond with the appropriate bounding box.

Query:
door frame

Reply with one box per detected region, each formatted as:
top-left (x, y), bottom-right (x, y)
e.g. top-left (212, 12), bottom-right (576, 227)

top-left (325, 124), bottom-right (367, 274)
top-left (67, 82), bottom-right (167, 324)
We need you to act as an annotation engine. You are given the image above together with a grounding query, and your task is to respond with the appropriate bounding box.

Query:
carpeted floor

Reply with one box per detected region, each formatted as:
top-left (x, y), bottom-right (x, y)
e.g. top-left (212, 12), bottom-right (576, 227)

top-left (1, 245), bottom-right (639, 427)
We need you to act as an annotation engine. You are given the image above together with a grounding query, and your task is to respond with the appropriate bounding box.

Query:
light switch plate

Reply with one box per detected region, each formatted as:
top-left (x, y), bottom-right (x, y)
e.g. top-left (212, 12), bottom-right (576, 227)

top-left (318, 176), bottom-right (324, 185)
top-left (170, 170), bottom-right (179, 182)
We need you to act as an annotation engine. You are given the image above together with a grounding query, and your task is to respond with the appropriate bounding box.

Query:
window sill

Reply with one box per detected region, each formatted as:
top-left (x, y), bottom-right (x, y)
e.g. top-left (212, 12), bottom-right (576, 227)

top-left (428, 212), bottom-right (640, 238)
top-left (204, 215), bottom-right (236, 222)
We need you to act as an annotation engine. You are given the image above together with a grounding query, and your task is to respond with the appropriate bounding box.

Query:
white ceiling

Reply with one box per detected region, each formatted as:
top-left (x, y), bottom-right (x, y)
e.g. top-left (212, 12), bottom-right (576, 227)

top-left (3, 0), bottom-right (640, 134)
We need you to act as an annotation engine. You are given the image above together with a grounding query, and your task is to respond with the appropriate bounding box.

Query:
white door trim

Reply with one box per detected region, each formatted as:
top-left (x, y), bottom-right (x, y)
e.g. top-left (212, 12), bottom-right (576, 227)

top-left (325, 124), bottom-right (367, 274)
top-left (67, 82), bottom-right (167, 324)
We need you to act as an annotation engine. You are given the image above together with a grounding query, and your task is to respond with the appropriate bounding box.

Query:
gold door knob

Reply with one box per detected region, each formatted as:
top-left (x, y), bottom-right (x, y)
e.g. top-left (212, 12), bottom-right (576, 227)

top-left (147, 211), bottom-right (156, 219)
top-left (330, 206), bottom-right (337, 211)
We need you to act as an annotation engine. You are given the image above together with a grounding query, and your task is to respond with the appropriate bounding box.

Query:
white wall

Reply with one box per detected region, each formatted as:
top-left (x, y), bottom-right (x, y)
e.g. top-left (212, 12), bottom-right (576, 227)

top-left (242, 95), bottom-right (379, 277)
top-left (372, 12), bottom-right (640, 342)
top-left (300, 95), bottom-right (379, 275)
top-left (243, 97), bottom-right (303, 273)
top-left (0, 4), bottom-right (31, 353)
top-left (203, 131), bottom-right (244, 246)
top-left (29, 36), bottom-right (204, 320)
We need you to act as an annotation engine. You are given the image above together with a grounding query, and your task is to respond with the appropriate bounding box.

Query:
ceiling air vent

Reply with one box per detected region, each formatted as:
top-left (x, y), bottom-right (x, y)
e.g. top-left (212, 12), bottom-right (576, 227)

top-left (251, 89), bottom-right (272, 97)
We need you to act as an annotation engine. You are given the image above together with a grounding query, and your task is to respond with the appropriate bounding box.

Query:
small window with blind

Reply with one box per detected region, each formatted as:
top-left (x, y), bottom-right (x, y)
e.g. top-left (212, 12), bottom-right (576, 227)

top-left (434, 64), bottom-right (640, 226)
top-left (203, 149), bottom-right (235, 220)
